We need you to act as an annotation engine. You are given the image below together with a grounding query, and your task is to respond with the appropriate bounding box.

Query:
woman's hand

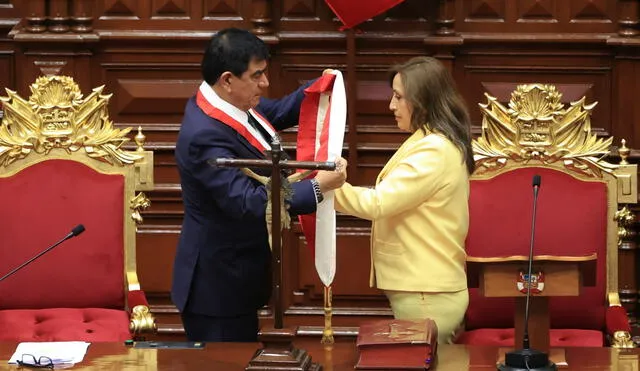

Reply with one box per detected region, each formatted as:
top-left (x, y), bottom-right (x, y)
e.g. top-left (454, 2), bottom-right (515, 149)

top-left (315, 157), bottom-right (348, 192)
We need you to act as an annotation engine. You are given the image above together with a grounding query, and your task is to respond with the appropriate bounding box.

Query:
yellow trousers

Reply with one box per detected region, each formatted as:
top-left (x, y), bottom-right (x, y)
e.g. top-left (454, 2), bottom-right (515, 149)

top-left (385, 289), bottom-right (469, 344)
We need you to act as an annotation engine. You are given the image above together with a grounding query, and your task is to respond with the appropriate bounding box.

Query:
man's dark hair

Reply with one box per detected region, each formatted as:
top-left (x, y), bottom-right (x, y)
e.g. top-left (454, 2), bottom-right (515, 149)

top-left (201, 28), bottom-right (270, 85)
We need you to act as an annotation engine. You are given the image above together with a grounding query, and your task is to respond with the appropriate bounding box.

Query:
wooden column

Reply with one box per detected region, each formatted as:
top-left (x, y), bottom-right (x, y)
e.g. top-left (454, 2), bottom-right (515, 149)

top-left (71, 0), bottom-right (93, 33)
top-left (617, 144), bottom-right (639, 327)
top-left (25, 0), bottom-right (47, 33)
top-left (617, 212), bottom-right (639, 326)
top-left (435, 0), bottom-right (455, 36)
top-left (346, 29), bottom-right (357, 183)
top-left (618, 0), bottom-right (639, 37)
top-left (251, 0), bottom-right (272, 35)
top-left (618, 207), bottom-right (639, 327)
top-left (48, 0), bottom-right (70, 33)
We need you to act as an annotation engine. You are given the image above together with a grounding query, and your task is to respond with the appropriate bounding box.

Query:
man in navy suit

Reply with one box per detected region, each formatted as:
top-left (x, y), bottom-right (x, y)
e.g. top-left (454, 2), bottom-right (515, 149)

top-left (171, 28), bottom-right (346, 342)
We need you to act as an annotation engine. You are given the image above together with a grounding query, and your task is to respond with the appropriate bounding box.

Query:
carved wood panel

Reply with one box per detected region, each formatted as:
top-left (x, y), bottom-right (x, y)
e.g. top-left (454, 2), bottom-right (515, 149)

top-left (94, 0), bottom-right (247, 30)
top-left (151, 0), bottom-right (190, 19)
top-left (99, 63), bottom-right (200, 124)
top-left (136, 225), bottom-right (180, 296)
top-left (457, 0), bottom-right (617, 33)
top-left (203, 0), bottom-right (242, 20)
top-left (456, 50), bottom-right (613, 136)
top-left (14, 53), bottom-right (94, 98)
top-left (285, 226), bottom-right (382, 307)
top-left (0, 51), bottom-right (14, 93)
top-left (102, 0), bottom-right (141, 18)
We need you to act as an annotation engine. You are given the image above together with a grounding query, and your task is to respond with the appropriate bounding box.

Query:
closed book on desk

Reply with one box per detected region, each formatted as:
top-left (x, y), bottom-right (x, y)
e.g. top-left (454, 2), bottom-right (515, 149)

top-left (355, 318), bottom-right (438, 370)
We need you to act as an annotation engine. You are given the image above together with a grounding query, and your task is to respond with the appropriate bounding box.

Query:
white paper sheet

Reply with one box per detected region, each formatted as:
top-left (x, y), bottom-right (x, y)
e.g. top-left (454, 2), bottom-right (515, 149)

top-left (8, 341), bottom-right (90, 365)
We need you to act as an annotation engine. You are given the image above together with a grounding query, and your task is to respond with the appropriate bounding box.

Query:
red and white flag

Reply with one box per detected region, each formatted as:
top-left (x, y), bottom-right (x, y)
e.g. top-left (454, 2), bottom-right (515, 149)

top-left (297, 71), bottom-right (346, 286)
top-left (325, 0), bottom-right (405, 30)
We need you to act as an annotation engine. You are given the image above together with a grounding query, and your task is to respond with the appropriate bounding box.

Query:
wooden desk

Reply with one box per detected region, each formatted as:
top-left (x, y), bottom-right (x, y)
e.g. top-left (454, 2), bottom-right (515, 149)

top-left (0, 340), bottom-right (636, 370)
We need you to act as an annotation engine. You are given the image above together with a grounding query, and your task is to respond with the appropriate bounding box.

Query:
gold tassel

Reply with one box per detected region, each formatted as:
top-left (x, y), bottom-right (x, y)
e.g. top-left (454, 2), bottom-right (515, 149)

top-left (321, 285), bottom-right (334, 344)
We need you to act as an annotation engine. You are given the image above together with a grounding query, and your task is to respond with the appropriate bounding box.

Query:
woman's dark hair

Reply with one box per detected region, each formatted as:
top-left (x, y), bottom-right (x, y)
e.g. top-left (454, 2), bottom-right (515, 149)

top-left (389, 57), bottom-right (475, 174)
top-left (201, 28), bottom-right (270, 85)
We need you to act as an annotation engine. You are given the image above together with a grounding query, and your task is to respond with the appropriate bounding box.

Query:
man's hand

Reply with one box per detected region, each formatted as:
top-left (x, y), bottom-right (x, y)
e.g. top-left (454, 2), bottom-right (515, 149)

top-left (315, 157), bottom-right (348, 193)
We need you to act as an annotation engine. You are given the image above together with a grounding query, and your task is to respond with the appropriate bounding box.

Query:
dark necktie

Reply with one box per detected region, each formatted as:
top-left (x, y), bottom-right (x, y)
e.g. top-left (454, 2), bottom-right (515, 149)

top-left (247, 112), bottom-right (291, 165)
top-left (247, 113), bottom-right (272, 144)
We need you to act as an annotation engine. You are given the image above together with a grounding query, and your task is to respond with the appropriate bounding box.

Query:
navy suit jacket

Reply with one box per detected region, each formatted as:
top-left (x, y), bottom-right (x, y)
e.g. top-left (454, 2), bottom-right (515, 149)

top-left (171, 84), bottom-right (317, 316)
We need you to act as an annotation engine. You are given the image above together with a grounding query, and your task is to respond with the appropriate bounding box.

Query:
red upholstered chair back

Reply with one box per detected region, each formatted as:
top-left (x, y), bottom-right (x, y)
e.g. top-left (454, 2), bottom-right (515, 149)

top-left (461, 83), bottom-right (637, 347)
top-left (0, 76), bottom-right (156, 340)
top-left (0, 159), bottom-right (125, 309)
top-left (465, 166), bottom-right (608, 331)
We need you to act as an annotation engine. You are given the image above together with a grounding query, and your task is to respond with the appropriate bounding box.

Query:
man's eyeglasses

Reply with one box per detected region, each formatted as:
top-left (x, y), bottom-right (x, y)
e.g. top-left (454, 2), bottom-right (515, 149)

top-left (16, 354), bottom-right (53, 369)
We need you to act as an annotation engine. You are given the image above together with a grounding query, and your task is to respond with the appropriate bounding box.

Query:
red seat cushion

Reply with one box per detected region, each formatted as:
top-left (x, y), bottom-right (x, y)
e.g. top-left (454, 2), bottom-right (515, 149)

top-left (456, 328), bottom-right (516, 347)
top-left (456, 328), bottom-right (604, 347)
top-left (0, 308), bottom-right (131, 342)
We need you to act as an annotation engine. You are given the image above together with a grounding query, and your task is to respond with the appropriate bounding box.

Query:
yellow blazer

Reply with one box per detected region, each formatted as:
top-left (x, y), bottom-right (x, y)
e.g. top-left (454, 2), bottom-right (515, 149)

top-left (334, 129), bottom-right (469, 292)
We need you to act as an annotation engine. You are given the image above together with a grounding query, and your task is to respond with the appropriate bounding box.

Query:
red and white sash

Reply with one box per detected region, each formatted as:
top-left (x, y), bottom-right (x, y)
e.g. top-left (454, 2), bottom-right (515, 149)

top-left (297, 71), bottom-right (347, 287)
top-left (196, 81), bottom-right (276, 152)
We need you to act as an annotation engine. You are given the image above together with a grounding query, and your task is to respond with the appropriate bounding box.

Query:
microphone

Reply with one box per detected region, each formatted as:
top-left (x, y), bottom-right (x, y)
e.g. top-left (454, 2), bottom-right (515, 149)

top-left (0, 224), bottom-right (86, 283)
top-left (533, 174), bottom-right (541, 191)
top-left (71, 224), bottom-right (85, 237)
top-left (498, 176), bottom-right (556, 371)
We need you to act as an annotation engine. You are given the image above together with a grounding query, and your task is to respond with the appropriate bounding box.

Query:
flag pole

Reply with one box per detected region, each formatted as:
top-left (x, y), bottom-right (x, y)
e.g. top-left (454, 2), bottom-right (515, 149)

top-left (321, 285), bottom-right (334, 344)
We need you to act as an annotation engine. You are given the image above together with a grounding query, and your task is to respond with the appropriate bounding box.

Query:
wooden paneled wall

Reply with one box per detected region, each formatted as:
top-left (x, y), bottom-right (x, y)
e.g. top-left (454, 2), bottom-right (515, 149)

top-left (1, 0), bottom-right (640, 338)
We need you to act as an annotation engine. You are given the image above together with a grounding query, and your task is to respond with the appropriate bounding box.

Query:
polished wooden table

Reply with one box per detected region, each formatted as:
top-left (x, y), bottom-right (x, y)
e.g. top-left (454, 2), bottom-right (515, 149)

top-left (0, 339), bottom-right (637, 370)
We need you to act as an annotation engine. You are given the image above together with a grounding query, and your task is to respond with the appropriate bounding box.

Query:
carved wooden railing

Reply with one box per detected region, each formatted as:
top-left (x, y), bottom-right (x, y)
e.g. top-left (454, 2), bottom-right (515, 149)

top-left (16, 0), bottom-right (640, 38)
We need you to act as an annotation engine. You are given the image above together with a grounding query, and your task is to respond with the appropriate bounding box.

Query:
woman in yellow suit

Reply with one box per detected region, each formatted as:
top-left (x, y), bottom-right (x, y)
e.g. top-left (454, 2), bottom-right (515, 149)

top-left (334, 56), bottom-right (475, 344)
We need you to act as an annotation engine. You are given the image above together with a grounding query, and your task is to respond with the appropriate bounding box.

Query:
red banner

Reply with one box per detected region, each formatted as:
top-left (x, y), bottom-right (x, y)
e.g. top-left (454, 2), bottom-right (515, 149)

top-left (325, 0), bottom-right (405, 29)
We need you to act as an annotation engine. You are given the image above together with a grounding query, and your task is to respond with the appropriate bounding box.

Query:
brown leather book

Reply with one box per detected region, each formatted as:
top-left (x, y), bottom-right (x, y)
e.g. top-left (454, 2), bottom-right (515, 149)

top-left (355, 318), bottom-right (438, 370)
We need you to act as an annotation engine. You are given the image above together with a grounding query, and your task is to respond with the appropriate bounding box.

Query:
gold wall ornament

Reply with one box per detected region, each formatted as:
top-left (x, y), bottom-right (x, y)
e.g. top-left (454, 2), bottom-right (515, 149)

top-left (130, 192), bottom-right (151, 225)
top-left (474, 84), bottom-right (613, 177)
top-left (0, 75), bottom-right (143, 167)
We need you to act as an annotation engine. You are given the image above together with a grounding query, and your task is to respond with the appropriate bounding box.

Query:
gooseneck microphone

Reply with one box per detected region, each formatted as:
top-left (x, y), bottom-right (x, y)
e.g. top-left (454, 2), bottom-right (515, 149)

top-left (0, 224), bottom-right (86, 283)
top-left (499, 176), bottom-right (556, 371)
top-left (523, 175), bottom-right (541, 350)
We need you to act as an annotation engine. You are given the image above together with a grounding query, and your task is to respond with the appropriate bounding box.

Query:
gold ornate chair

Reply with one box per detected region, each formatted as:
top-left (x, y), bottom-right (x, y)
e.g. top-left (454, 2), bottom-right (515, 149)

top-left (455, 84), bottom-right (637, 348)
top-left (0, 76), bottom-right (156, 341)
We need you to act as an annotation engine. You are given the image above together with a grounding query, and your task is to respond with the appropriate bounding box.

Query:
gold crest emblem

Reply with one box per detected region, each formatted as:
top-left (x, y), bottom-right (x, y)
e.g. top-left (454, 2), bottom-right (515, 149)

top-left (0, 75), bottom-right (142, 167)
top-left (474, 84), bottom-right (614, 177)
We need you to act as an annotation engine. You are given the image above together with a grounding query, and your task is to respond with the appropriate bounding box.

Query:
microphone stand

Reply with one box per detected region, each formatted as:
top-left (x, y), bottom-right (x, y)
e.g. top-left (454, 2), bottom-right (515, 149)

top-left (498, 177), bottom-right (556, 371)
top-left (0, 225), bottom-right (85, 283)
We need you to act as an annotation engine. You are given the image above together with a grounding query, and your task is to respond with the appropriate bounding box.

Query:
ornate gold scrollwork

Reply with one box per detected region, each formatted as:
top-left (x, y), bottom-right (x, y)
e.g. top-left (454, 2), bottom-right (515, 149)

top-left (612, 330), bottom-right (637, 348)
top-left (235, 168), bottom-right (311, 251)
top-left (130, 192), bottom-right (150, 225)
top-left (0, 75), bottom-right (143, 167)
top-left (615, 205), bottom-right (636, 246)
top-left (129, 305), bottom-right (156, 334)
top-left (474, 84), bottom-right (614, 177)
